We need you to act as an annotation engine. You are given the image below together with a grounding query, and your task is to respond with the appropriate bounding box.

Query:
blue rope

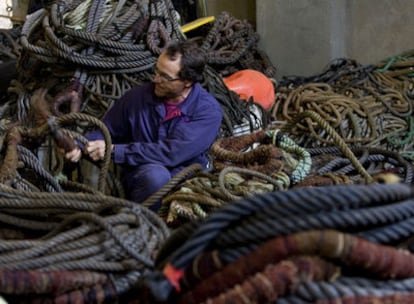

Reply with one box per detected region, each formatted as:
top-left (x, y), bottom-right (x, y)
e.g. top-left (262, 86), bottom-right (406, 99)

top-left (171, 184), bottom-right (412, 270)
top-left (280, 277), bottom-right (414, 303)
top-left (147, 183), bottom-right (414, 301)
top-left (216, 199), bottom-right (414, 263)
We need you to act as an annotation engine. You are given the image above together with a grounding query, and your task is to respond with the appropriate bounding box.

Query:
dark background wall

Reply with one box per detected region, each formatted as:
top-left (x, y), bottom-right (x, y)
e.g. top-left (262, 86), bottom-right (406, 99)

top-left (256, 0), bottom-right (414, 79)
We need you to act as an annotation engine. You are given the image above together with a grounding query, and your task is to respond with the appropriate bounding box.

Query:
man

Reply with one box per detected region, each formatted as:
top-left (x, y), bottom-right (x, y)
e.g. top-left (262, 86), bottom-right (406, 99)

top-left (65, 40), bottom-right (223, 210)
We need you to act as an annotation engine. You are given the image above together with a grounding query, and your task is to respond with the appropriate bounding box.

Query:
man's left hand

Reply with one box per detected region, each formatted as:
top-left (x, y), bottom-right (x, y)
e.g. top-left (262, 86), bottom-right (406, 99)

top-left (86, 140), bottom-right (113, 161)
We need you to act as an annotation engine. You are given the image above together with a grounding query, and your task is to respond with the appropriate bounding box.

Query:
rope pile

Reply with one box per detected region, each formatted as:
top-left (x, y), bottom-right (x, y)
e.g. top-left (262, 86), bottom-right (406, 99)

top-left (17, 0), bottom-right (175, 118)
top-left (139, 183), bottom-right (414, 303)
top-left (0, 101), bottom-right (117, 195)
top-left (270, 58), bottom-right (414, 153)
top-left (152, 129), bottom-right (311, 226)
top-left (200, 11), bottom-right (277, 79)
top-left (1, 1), bottom-right (414, 303)
top-left (0, 183), bottom-right (169, 303)
top-left (144, 125), bottom-right (412, 227)
top-left (302, 145), bottom-right (414, 185)
top-left (0, 27), bottom-right (21, 62)
top-left (0, 2), bottom-right (275, 137)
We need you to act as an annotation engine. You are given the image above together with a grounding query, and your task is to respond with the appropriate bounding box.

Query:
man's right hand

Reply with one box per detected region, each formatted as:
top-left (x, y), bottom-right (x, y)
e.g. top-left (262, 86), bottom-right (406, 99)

top-left (64, 147), bottom-right (82, 162)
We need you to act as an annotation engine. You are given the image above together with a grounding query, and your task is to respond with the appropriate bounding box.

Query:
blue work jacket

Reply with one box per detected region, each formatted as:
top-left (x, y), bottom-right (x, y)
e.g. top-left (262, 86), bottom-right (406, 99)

top-left (87, 82), bottom-right (223, 172)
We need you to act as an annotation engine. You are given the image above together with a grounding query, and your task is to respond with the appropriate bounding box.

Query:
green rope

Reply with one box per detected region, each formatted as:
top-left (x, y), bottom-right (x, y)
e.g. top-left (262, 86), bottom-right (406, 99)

top-left (377, 55), bottom-right (407, 72)
top-left (266, 129), bottom-right (312, 185)
top-left (387, 116), bottom-right (414, 147)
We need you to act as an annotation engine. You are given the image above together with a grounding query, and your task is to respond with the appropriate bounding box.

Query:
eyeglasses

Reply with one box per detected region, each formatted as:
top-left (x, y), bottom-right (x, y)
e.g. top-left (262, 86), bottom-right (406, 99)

top-left (153, 66), bottom-right (181, 82)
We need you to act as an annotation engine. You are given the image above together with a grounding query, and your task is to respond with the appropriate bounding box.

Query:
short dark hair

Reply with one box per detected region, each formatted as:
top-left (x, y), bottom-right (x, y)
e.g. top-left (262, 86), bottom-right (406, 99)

top-left (165, 40), bottom-right (206, 83)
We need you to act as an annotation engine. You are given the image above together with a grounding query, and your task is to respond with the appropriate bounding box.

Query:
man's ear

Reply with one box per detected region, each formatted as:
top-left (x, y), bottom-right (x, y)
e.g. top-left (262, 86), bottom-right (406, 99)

top-left (183, 80), bottom-right (193, 88)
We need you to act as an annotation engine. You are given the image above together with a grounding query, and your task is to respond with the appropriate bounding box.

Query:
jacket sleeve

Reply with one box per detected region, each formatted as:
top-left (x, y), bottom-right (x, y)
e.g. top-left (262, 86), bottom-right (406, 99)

top-left (84, 90), bottom-right (133, 143)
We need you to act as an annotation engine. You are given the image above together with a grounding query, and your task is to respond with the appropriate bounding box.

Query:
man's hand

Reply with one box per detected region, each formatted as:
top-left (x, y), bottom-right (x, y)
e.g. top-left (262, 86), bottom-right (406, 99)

top-left (64, 147), bottom-right (82, 162)
top-left (86, 140), bottom-right (113, 161)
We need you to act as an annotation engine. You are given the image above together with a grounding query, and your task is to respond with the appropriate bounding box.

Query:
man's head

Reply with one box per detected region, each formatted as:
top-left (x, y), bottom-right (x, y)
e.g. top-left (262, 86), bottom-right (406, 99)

top-left (152, 40), bottom-right (206, 103)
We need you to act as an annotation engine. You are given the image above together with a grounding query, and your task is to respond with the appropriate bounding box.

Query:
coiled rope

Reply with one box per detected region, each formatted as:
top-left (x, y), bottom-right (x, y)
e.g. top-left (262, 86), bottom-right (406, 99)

top-left (0, 182), bottom-right (170, 301)
top-left (271, 57), bottom-right (414, 156)
top-left (143, 183), bottom-right (413, 302)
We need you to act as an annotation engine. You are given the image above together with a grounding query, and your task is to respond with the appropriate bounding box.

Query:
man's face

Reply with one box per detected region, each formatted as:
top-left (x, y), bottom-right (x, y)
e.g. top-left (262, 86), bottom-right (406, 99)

top-left (152, 52), bottom-right (188, 102)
